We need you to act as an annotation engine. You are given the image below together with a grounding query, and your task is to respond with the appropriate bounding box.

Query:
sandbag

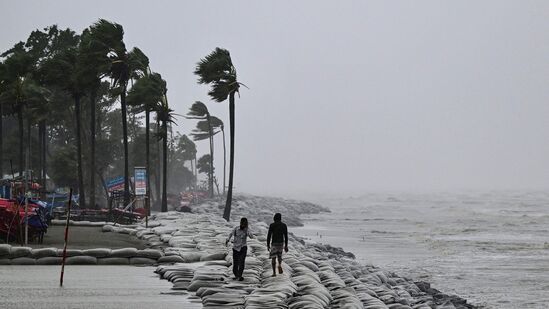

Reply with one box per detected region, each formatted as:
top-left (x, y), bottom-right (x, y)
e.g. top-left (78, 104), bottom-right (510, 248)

top-left (31, 248), bottom-right (58, 258)
top-left (200, 252), bottom-right (226, 261)
top-left (11, 257), bottom-right (36, 265)
top-left (158, 255), bottom-right (185, 263)
top-left (65, 256), bottom-right (97, 265)
top-left (110, 248), bottom-right (138, 258)
top-left (10, 246), bottom-right (32, 258)
top-left (0, 244), bottom-right (11, 256)
top-left (56, 249), bottom-right (83, 257)
top-left (36, 257), bottom-right (63, 265)
top-left (135, 249), bottom-right (163, 259)
top-left (97, 257), bottom-right (130, 265)
top-left (0, 259), bottom-right (11, 265)
top-left (82, 248), bottom-right (112, 258)
top-left (129, 257), bottom-right (157, 265)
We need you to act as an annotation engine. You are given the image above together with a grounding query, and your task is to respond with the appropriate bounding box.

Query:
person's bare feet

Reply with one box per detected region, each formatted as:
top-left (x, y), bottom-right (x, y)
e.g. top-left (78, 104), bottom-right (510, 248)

top-left (238, 277), bottom-right (244, 281)
top-left (278, 265), bottom-right (283, 274)
top-left (271, 273), bottom-right (276, 277)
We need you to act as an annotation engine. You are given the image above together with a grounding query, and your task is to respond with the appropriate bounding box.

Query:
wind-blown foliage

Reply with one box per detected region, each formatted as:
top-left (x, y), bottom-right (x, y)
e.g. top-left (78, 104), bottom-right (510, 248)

top-left (195, 47), bottom-right (241, 221)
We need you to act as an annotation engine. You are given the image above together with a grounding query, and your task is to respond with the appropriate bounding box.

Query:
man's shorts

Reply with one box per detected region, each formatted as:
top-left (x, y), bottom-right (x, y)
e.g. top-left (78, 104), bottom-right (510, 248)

top-left (269, 243), bottom-right (284, 259)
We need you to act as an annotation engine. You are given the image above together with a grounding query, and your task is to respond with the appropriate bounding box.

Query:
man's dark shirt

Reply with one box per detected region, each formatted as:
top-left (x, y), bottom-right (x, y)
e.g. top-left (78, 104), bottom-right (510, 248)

top-left (267, 221), bottom-right (288, 246)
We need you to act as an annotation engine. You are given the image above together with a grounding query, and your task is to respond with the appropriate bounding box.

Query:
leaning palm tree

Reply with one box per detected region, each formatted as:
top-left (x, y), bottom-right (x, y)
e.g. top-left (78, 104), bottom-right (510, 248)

top-left (91, 19), bottom-right (149, 206)
top-left (127, 71), bottom-right (164, 213)
top-left (186, 101), bottom-right (219, 198)
top-left (194, 48), bottom-right (242, 221)
top-left (155, 79), bottom-right (176, 212)
top-left (80, 26), bottom-right (112, 209)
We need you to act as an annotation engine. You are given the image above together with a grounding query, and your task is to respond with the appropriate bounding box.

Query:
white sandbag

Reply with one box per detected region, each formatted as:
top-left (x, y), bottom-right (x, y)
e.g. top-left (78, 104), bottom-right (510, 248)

top-left (0, 244), bottom-right (11, 256)
top-left (31, 248), bottom-right (58, 258)
top-left (65, 255), bottom-right (97, 265)
top-left (36, 257), bottom-right (63, 265)
top-left (200, 252), bottom-right (226, 261)
top-left (9, 246), bottom-right (32, 258)
top-left (135, 249), bottom-right (163, 259)
top-left (158, 255), bottom-right (185, 263)
top-left (97, 257), bottom-right (130, 265)
top-left (110, 247), bottom-right (138, 258)
top-left (129, 257), bottom-right (157, 265)
top-left (56, 249), bottom-right (83, 257)
top-left (82, 248), bottom-right (112, 257)
top-left (11, 257), bottom-right (36, 265)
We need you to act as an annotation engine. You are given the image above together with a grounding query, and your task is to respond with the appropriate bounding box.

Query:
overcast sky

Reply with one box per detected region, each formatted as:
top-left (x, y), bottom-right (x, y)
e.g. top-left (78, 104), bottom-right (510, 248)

top-left (1, 1), bottom-right (548, 197)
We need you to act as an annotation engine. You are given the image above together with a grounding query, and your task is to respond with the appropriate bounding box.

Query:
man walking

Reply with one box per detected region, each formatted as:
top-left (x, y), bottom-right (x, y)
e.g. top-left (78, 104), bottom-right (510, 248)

top-left (267, 213), bottom-right (288, 277)
top-left (226, 217), bottom-right (253, 281)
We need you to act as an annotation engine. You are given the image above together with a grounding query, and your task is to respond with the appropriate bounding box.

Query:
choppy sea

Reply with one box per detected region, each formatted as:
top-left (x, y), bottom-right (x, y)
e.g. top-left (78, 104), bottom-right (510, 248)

top-left (294, 191), bottom-right (549, 308)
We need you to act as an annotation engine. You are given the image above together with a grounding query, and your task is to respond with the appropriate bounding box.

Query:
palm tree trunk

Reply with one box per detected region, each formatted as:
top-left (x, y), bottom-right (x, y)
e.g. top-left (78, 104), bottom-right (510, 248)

top-left (40, 120), bottom-right (47, 197)
top-left (37, 120), bottom-right (44, 198)
top-left (0, 103), bottom-right (3, 179)
top-left (223, 92), bottom-right (236, 221)
top-left (222, 127), bottom-right (226, 196)
top-left (207, 115), bottom-right (214, 198)
top-left (18, 108), bottom-right (24, 176)
top-left (155, 120), bottom-right (161, 208)
top-left (120, 86), bottom-right (130, 206)
top-left (75, 95), bottom-right (86, 208)
top-left (145, 108), bottom-right (151, 215)
top-left (161, 120), bottom-right (168, 212)
top-left (90, 88), bottom-right (97, 209)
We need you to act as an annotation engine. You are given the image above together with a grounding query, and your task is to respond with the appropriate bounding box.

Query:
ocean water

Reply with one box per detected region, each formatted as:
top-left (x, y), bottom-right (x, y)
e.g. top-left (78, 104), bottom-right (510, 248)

top-left (294, 191), bottom-right (549, 309)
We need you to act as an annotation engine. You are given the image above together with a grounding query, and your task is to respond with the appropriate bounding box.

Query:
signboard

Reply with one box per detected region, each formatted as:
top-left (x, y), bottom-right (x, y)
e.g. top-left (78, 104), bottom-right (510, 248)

top-left (107, 176), bottom-right (124, 192)
top-left (134, 167), bottom-right (147, 196)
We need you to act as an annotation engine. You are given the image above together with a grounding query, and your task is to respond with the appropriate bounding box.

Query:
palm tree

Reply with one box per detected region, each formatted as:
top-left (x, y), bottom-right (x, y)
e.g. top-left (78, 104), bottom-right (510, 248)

top-left (186, 101), bottom-right (219, 198)
top-left (1, 42), bottom-right (34, 175)
top-left (127, 71), bottom-right (165, 213)
top-left (177, 134), bottom-right (197, 189)
top-left (196, 154), bottom-right (214, 190)
top-left (80, 26), bottom-right (112, 209)
top-left (0, 62), bottom-right (6, 178)
top-left (91, 19), bottom-right (149, 206)
top-left (194, 48), bottom-right (242, 221)
top-left (155, 88), bottom-right (176, 212)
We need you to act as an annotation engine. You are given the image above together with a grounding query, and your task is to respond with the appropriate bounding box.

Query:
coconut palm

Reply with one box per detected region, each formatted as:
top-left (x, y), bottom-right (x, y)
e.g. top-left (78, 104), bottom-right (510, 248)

top-left (187, 101), bottom-right (218, 197)
top-left (1, 42), bottom-right (34, 175)
top-left (194, 48), bottom-right (242, 221)
top-left (127, 71), bottom-right (165, 213)
top-left (156, 91), bottom-right (176, 212)
top-left (177, 134), bottom-right (197, 188)
top-left (90, 19), bottom-right (149, 206)
top-left (80, 26), bottom-right (112, 209)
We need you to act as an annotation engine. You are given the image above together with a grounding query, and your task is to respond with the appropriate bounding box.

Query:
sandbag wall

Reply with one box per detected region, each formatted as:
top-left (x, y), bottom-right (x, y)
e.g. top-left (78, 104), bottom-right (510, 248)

top-left (0, 244), bottom-right (163, 265)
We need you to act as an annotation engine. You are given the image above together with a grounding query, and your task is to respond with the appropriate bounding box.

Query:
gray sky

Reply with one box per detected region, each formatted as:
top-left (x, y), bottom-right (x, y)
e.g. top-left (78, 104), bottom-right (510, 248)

top-left (1, 1), bottom-right (548, 197)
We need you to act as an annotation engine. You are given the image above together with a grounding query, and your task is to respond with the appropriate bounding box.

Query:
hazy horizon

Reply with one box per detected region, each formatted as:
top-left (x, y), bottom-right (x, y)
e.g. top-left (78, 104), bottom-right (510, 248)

top-left (1, 1), bottom-right (548, 197)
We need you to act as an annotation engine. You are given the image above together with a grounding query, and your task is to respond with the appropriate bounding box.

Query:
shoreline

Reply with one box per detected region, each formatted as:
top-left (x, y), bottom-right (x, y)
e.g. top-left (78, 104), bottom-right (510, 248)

top-left (1, 194), bottom-right (477, 308)
top-left (130, 194), bottom-right (477, 308)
